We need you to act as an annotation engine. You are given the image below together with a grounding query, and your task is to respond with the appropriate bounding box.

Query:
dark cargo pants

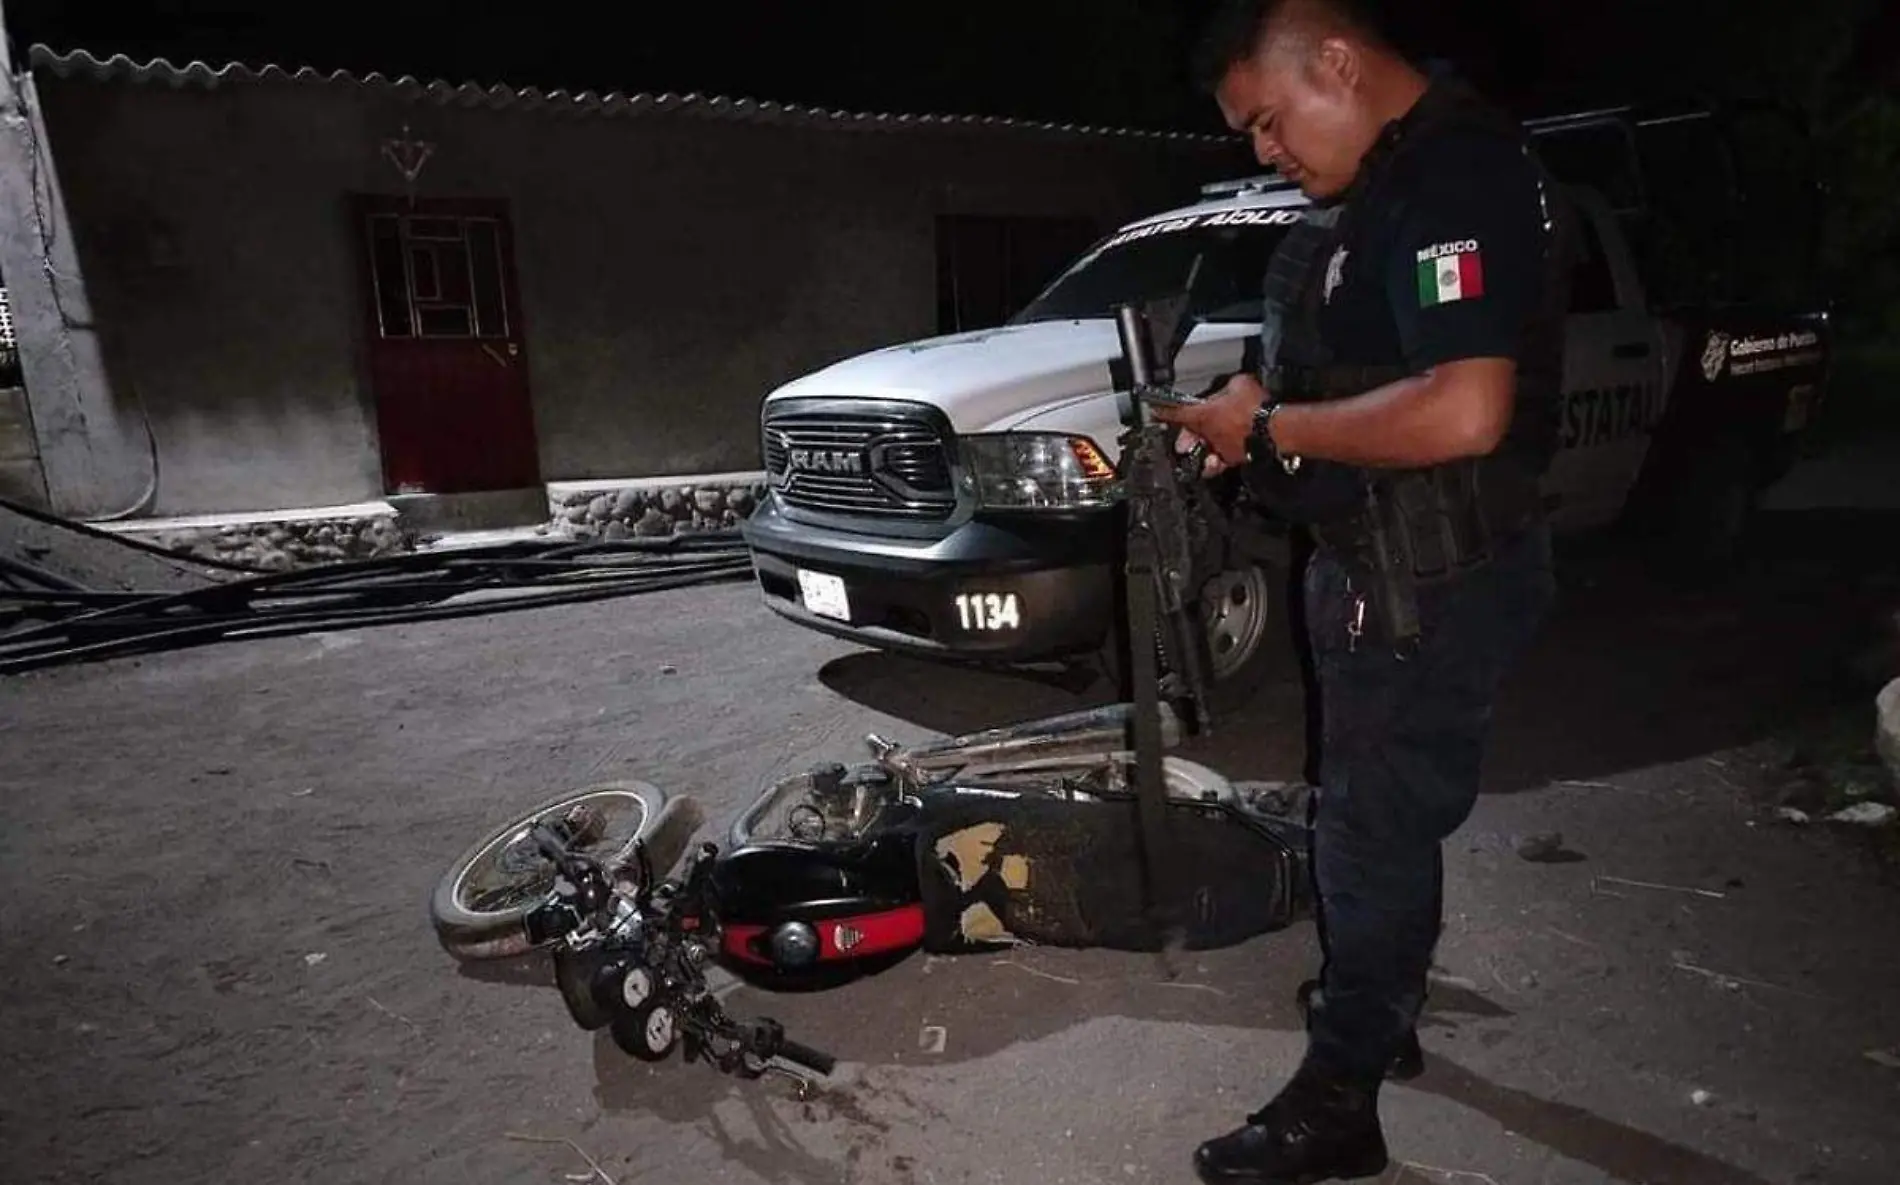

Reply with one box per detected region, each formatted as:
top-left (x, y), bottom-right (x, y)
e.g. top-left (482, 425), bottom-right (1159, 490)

top-left (1298, 520), bottom-right (1556, 1085)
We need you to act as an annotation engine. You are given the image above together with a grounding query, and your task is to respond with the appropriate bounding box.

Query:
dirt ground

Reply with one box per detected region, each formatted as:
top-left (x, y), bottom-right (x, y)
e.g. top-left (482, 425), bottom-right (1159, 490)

top-left (4, 506), bottom-right (1900, 1185)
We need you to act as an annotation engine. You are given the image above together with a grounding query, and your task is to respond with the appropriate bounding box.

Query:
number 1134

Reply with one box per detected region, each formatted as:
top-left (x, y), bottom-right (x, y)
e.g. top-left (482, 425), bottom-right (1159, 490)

top-left (955, 592), bottom-right (1022, 632)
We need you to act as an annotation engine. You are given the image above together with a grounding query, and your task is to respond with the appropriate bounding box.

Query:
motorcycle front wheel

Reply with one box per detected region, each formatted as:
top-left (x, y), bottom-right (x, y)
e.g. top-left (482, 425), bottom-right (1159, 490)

top-left (429, 781), bottom-right (700, 961)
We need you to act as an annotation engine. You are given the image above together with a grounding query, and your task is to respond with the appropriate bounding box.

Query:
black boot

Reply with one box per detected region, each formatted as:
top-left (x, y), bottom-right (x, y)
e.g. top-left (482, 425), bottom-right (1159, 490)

top-left (1192, 1063), bottom-right (1388, 1184)
top-left (1387, 1027), bottom-right (1424, 1082)
top-left (1296, 979), bottom-right (1424, 1083)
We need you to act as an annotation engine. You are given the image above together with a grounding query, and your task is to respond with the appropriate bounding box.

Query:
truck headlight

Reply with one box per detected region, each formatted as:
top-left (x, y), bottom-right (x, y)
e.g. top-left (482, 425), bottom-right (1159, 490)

top-left (958, 433), bottom-right (1118, 509)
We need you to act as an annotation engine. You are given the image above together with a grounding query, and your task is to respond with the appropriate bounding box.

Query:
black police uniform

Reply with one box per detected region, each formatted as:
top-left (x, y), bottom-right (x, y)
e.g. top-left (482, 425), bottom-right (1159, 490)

top-left (1244, 71), bottom-right (1573, 1106)
top-left (1195, 72), bottom-right (1575, 1185)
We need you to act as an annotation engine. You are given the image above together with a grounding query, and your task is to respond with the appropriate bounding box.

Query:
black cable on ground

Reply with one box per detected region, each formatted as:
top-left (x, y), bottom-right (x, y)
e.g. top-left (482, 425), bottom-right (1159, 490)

top-left (2, 488), bottom-right (760, 674)
top-left (5, 554), bottom-right (748, 657)
top-left (0, 552), bottom-right (92, 593)
top-left (2, 528), bottom-right (752, 642)
top-left (0, 522), bottom-right (760, 674)
top-left (2, 546), bottom-right (750, 643)
top-left (0, 589), bottom-right (156, 632)
top-left (4, 553), bottom-right (754, 654)
top-left (0, 557), bottom-right (755, 674)
top-left (1, 489), bottom-right (746, 580)
top-left (0, 490), bottom-right (276, 575)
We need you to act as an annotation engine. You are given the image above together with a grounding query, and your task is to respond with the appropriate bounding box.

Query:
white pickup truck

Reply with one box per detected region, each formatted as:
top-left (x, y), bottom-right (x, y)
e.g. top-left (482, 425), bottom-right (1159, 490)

top-left (741, 122), bottom-right (1833, 700)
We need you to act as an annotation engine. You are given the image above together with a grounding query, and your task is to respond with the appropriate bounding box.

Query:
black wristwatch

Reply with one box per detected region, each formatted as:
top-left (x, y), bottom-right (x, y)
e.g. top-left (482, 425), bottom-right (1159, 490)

top-left (1247, 402), bottom-right (1301, 474)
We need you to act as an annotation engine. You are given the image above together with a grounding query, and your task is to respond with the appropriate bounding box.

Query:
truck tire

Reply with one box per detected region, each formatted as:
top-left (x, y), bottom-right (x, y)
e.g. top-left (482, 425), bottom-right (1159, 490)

top-left (1097, 553), bottom-right (1294, 714)
top-left (1196, 556), bottom-right (1294, 706)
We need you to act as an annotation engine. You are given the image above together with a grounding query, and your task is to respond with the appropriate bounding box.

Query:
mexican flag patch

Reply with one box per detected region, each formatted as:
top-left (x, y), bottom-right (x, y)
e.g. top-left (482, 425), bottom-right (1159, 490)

top-left (1416, 240), bottom-right (1484, 306)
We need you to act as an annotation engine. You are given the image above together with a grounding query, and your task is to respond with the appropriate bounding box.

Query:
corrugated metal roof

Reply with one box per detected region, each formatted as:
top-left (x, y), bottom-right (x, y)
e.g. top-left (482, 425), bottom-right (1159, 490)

top-left (26, 44), bottom-right (1235, 146)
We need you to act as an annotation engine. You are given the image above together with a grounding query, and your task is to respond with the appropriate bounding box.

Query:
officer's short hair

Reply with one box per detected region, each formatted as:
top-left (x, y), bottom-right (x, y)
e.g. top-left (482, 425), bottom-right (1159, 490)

top-left (1190, 0), bottom-right (1393, 92)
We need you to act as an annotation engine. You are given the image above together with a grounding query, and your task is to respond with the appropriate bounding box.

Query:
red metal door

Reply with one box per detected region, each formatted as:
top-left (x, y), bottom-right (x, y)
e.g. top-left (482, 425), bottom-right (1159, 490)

top-left (355, 197), bottom-right (541, 494)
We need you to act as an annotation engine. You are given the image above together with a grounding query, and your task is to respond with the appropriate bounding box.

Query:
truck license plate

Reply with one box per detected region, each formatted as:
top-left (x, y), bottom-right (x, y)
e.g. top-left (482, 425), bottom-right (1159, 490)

top-left (797, 569), bottom-right (851, 622)
top-left (955, 592), bottom-right (1022, 632)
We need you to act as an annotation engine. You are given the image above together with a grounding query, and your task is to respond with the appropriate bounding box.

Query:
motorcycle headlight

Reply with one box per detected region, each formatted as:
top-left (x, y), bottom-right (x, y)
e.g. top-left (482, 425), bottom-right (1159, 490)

top-left (958, 433), bottom-right (1119, 510)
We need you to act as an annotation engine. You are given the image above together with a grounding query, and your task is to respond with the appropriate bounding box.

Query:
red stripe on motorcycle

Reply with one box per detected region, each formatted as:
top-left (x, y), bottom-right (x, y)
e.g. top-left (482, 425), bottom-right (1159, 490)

top-left (720, 905), bottom-right (926, 967)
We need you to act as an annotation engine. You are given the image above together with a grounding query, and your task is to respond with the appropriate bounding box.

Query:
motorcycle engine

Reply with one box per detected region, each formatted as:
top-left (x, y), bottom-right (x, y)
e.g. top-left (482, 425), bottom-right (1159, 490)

top-left (794, 761), bottom-right (889, 841)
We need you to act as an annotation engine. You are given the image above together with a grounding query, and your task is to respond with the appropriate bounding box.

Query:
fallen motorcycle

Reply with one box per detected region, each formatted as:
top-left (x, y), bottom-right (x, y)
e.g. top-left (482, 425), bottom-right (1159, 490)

top-left (428, 266), bottom-right (1315, 1085)
top-left (428, 704), bottom-right (1311, 1076)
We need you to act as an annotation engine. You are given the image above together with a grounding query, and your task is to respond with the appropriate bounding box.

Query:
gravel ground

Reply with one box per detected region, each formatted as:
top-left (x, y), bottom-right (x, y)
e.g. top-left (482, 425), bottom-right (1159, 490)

top-left (3, 506), bottom-right (1899, 1185)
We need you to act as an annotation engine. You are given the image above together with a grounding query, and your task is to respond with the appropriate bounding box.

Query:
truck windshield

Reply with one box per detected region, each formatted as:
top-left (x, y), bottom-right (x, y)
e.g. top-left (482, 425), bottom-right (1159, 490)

top-left (1011, 215), bottom-right (1296, 326)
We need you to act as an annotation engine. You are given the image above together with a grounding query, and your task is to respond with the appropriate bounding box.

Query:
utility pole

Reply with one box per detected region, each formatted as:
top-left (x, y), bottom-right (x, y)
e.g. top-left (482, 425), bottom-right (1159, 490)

top-left (0, 1), bottom-right (146, 518)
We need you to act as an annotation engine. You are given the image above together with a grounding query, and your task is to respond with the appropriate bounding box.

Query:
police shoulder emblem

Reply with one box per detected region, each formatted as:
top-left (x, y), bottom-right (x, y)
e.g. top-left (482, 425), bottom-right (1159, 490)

top-left (1700, 332), bottom-right (1730, 382)
top-left (1415, 240), bottom-right (1483, 307)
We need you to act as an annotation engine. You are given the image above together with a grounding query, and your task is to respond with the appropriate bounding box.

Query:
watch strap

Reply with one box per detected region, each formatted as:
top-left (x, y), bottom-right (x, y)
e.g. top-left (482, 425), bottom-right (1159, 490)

top-left (1248, 402), bottom-right (1301, 474)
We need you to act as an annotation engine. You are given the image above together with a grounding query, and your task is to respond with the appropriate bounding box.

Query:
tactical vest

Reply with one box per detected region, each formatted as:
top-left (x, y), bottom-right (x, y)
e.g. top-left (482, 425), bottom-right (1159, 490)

top-left (1245, 79), bottom-right (1577, 583)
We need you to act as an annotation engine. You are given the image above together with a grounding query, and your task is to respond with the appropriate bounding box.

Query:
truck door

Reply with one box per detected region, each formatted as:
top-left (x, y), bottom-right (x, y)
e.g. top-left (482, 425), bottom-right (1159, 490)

top-left (1542, 194), bottom-right (1667, 530)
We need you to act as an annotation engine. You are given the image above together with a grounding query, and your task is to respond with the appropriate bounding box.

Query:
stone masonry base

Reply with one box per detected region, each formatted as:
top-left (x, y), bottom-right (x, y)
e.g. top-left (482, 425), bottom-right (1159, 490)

top-left (98, 506), bottom-right (414, 572)
top-left (545, 472), bottom-right (768, 542)
top-left (89, 473), bottom-right (770, 571)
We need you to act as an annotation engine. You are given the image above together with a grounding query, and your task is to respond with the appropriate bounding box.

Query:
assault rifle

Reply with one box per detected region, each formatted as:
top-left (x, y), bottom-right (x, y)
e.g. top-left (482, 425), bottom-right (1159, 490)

top-left (1106, 256), bottom-right (1220, 955)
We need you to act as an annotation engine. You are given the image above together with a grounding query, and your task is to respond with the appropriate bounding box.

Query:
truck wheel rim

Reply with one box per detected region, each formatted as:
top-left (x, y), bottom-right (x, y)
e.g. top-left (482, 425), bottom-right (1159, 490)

top-left (1201, 566), bottom-right (1271, 680)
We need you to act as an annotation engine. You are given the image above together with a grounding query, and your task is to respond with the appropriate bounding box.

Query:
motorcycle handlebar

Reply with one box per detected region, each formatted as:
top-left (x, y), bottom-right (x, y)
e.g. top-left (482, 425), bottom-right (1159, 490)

top-left (529, 822), bottom-right (570, 862)
top-left (774, 1037), bottom-right (837, 1076)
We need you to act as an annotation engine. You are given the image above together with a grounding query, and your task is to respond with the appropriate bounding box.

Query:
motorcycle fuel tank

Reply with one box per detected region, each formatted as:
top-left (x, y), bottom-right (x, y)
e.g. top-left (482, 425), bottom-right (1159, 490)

top-left (709, 831), bottom-right (926, 971)
top-left (708, 831), bottom-right (920, 926)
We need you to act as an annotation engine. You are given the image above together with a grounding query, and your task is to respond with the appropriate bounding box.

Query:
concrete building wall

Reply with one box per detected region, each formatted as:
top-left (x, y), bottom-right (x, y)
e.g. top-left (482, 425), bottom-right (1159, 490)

top-left (37, 80), bottom-right (391, 515)
top-left (0, 383), bottom-right (48, 508)
top-left (0, 280), bottom-right (48, 507)
top-left (34, 75), bottom-right (1240, 515)
top-left (0, 66), bottom-right (149, 519)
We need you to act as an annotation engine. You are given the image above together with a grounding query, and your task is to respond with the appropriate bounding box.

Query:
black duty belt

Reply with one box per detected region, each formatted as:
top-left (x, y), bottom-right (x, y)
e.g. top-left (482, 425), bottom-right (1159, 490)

top-left (1298, 451), bottom-right (1544, 653)
top-left (1308, 453), bottom-right (1544, 581)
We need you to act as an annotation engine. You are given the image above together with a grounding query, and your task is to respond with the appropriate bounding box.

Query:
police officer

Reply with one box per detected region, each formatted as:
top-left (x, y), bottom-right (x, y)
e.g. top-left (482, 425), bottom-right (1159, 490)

top-left (1153, 1), bottom-right (1574, 1181)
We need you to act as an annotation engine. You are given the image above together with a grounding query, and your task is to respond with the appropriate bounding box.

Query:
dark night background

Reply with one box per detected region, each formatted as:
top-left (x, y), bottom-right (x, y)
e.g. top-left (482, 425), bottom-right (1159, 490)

top-left (6, 1), bottom-right (1895, 130)
top-left (6, 0), bottom-right (1898, 338)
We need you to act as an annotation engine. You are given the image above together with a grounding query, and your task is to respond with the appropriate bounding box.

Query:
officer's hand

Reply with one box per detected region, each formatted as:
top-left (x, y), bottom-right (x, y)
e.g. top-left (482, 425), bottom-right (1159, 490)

top-left (1150, 372), bottom-right (1267, 468)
